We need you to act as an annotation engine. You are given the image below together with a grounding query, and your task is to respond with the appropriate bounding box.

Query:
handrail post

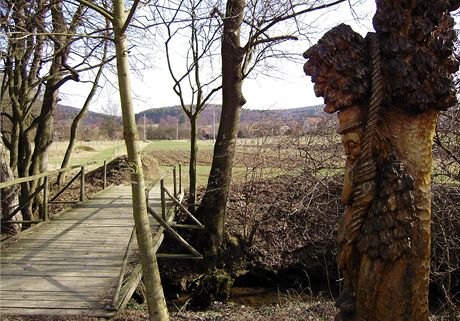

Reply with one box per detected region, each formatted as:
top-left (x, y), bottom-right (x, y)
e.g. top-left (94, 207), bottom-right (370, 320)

top-left (178, 163), bottom-right (182, 195)
top-left (80, 166), bottom-right (85, 202)
top-left (160, 179), bottom-right (166, 220)
top-left (103, 160), bottom-right (107, 190)
top-left (173, 166), bottom-right (177, 197)
top-left (43, 176), bottom-right (49, 221)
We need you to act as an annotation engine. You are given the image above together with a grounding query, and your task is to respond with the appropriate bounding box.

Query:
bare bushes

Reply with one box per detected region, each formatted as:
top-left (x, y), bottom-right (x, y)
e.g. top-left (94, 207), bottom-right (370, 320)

top-left (431, 183), bottom-right (460, 312)
top-left (434, 106), bottom-right (460, 182)
top-left (227, 120), bottom-right (345, 283)
top-left (227, 173), bottom-right (342, 272)
top-left (226, 118), bottom-right (460, 306)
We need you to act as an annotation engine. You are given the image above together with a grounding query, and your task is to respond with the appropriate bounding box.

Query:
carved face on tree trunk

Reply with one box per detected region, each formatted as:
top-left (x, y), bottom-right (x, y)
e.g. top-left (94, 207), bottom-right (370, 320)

top-left (303, 1), bottom-right (459, 320)
top-left (338, 105), bottom-right (366, 164)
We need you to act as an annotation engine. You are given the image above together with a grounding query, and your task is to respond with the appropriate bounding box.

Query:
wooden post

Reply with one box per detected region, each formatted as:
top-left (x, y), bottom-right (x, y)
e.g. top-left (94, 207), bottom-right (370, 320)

top-left (178, 163), bottom-right (182, 195)
top-left (103, 160), bottom-right (107, 189)
top-left (160, 179), bottom-right (166, 220)
top-left (43, 176), bottom-right (49, 221)
top-left (80, 166), bottom-right (85, 202)
top-left (173, 166), bottom-right (177, 197)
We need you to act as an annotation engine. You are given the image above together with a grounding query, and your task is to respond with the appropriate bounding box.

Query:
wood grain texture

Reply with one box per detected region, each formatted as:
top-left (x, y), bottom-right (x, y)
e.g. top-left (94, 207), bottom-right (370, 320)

top-left (0, 185), bottom-right (172, 318)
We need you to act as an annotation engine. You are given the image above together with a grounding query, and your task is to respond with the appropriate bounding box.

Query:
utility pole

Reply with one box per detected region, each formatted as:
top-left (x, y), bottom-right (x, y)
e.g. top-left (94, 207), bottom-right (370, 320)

top-left (176, 116), bottom-right (179, 140)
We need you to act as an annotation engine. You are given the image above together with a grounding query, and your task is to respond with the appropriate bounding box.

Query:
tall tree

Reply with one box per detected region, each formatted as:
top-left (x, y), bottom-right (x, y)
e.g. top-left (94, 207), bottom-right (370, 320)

top-left (304, 0), bottom-right (459, 319)
top-left (156, 0), bottom-right (222, 212)
top-left (57, 42), bottom-right (108, 185)
top-left (1, 0), bottom-right (83, 222)
top-left (76, 1), bottom-right (169, 319)
top-left (198, 0), bottom-right (348, 255)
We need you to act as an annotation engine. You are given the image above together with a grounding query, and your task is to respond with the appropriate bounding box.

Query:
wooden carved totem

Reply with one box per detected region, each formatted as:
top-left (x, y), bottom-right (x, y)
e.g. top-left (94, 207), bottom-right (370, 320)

top-left (303, 1), bottom-right (459, 320)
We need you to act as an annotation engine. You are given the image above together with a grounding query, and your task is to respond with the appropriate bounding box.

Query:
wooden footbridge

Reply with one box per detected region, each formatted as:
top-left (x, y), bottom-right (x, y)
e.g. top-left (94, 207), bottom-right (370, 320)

top-left (0, 160), bottom-right (203, 318)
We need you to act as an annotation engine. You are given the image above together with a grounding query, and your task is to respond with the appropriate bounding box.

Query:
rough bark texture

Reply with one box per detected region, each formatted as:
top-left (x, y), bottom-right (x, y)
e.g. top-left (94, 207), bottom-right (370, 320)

top-left (303, 1), bottom-right (459, 320)
top-left (197, 0), bottom-right (247, 256)
top-left (2, 0), bottom-right (81, 224)
top-left (189, 116), bottom-right (198, 212)
top-left (112, 1), bottom-right (169, 320)
top-left (0, 139), bottom-right (21, 232)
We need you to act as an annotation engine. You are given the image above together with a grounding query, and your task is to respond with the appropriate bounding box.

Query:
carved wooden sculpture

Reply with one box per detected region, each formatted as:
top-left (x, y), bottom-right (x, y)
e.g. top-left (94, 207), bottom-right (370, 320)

top-left (303, 1), bottom-right (459, 320)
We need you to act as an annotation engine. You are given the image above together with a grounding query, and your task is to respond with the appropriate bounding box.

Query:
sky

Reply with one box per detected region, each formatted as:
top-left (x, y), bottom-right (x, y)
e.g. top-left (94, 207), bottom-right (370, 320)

top-left (60, 0), bottom-right (377, 114)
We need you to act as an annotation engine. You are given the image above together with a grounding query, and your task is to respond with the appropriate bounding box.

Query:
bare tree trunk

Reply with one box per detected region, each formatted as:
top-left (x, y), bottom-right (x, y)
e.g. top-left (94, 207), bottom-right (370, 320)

top-left (188, 115), bottom-right (197, 213)
top-left (198, 0), bottom-right (246, 256)
top-left (0, 140), bottom-right (21, 232)
top-left (57, 58), bottom-right (105, 185)
top-left (112, 1), bottom-right (169, 320)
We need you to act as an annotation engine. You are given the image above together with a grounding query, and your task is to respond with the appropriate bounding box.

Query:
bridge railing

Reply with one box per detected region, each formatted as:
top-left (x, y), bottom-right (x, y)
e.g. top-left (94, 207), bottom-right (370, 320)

top-left (111, 163), bottom-right (204, 311)
top-left (0, 158), bottom-right (111, 225)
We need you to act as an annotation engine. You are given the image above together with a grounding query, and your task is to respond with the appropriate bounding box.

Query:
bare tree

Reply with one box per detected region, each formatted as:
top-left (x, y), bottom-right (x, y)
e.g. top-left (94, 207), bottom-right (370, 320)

top-left (57, 38), bottom-right (109, 185)
top-left (198, 0), bottom-right (349, 255)
top-left (1, 0), bottom-right (86, 223)
top-left (100, 100), bottom-right (122, 139)
top-left (156, 0), bottom-right (222, 212)
top-left (75, 0), bottom-right (169, 319)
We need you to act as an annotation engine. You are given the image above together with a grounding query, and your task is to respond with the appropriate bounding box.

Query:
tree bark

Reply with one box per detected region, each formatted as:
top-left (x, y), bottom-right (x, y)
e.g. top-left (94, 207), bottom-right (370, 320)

top-left (303, 3), bottom-right (458, 319)
top-left (197, 0), bottom-right (246, 256)
top-left (0, 139), bottom-right (21, 232)
top-left (112, 1), bottom-right (169, 320)
top-left (188, 115), bottom-right (198, 213)
top-left (3, 0), bottom-right (81, 225)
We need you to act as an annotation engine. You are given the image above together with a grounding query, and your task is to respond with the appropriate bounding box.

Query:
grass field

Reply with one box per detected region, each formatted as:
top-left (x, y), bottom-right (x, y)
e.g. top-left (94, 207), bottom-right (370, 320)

top-left (144, 140), bottom-right (215, 152)
top-left (48, 140), bottom-right (150, 168)
top-left (46, 138), bottom-right (319, 190)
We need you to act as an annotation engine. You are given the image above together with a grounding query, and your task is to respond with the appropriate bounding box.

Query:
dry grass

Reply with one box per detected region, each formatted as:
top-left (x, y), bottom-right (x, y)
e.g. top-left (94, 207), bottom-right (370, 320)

top-left (116, 294), bottom-right (337, 321)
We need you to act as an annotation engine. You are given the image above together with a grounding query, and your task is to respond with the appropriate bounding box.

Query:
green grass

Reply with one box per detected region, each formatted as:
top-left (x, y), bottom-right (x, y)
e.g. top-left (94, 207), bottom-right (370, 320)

top-left (48, 143), bottom-right (126, 166)
top-left (144, 139), bottom-right (214, 152)
top-left (160, 164), bottom-right (251, 190)
top-left (47, 140), bottom-right (152, 170)
top-left (160, 164), bottom-right (213, 188)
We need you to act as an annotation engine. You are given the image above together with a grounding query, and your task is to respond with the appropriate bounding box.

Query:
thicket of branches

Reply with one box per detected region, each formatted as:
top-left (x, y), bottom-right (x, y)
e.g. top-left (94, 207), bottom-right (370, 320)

top-left (223, 117), bottom-right (460, 308)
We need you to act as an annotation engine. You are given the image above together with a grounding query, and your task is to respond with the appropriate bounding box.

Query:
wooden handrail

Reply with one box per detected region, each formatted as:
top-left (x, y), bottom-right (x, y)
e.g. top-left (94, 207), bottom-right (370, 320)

top-left (0, 157), bottom-right (114, 189)
top-left (48, 171), bottom-right (81, 204)
top-left (111, 226), bottom-right (136, 310)
top-left (147, 204), bottom-right (202, 258)
top-left (1, 157), bottom-right (115, 228)
top-left (162, 186), bottom-right (204, 229)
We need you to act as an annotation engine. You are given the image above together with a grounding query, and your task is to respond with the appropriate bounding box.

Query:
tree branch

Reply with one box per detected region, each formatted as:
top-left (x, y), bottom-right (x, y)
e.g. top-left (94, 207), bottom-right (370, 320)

top-left (121, 0), bottom-right (141, 34)
top-left (245, 0), bottom-right (347, 50)
top-left (76, 0), bottom-right (114, 22)
top-left (250, 35), bottom-right (298, 48)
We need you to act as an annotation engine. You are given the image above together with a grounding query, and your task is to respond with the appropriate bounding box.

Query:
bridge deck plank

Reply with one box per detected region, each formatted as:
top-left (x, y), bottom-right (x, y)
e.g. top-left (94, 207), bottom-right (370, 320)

top-left (0, 185), bottom-right (169, 318)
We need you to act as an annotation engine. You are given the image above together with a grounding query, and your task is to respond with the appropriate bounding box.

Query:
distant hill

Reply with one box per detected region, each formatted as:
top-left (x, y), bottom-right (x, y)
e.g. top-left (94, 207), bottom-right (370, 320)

top-left (56, 103), bottom-right (325, 127)
top-left (55, 104), bottom-right (108, 127)
top-left (136, 104), bottom-right (326, 126)
top-left (55, 103), bottom-right (326, 139)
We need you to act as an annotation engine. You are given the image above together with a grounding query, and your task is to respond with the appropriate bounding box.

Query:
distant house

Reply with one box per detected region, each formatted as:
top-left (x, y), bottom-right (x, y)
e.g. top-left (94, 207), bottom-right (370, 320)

top-left (200, 127), bottom-right (213, 139)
